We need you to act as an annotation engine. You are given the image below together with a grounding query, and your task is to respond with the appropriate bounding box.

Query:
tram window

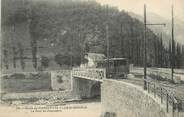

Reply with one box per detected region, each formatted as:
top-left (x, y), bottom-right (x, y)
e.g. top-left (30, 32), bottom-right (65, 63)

top-left (114, 60), bottom-right (127, 66)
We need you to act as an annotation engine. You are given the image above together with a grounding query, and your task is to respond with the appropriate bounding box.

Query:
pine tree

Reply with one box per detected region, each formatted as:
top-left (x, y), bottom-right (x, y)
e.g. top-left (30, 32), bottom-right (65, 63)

top-left (31, 39), bottom-right (37, 69)
top-left (182, 45), bottom-right (184, 68)
top-left (3, 49), bottom-right (9, 69)
top-left (168, 40), bottom-right (172, 67)
top-left (176, 43), bottom-right (182, 68)
top-left (12, 46), bottom-right (17, 68)
top-left (154, 38), bottom-right (158, 67)
top-left (18, 43), bottom-right (25, 70)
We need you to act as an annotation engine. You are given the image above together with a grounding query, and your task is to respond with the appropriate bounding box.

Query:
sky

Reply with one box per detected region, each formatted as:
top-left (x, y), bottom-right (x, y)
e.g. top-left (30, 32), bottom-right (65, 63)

top-left (96, 0), bottom-right (184, 22)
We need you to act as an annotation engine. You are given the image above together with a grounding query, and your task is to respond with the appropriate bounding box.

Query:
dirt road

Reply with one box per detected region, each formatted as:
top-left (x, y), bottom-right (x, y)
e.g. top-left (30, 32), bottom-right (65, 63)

top-left (0, 101), bottom-right (101, 117)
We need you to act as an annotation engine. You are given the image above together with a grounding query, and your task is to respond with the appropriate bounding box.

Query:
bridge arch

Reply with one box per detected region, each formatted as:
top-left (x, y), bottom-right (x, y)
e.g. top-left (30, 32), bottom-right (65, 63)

top-left (90, 82), bottom-right (101, 98)
top-left (71, 68), bottom-right (105, 99)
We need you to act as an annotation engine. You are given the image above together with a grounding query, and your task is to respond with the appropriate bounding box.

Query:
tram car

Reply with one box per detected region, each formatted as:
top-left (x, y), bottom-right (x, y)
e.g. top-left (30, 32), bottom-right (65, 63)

top-left (97, 58), bottom-right (129, 79)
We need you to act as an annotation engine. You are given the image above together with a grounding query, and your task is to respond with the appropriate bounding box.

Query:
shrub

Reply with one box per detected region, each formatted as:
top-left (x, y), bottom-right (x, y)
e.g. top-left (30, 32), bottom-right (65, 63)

top-left (41, 56), bottom-right (50, 68)
top-left (57, 75), bottom-right (63, 83)
top-left (54, 53), bottom-right (71, 67)
top-left (10, 73), bottom-right (26, 79)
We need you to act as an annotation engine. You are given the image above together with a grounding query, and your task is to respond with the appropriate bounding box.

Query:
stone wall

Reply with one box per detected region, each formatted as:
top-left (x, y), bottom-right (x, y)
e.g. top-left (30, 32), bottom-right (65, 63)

top-left (101, 79), bottom-right (179, 117)
top-left (72, 77), bottom-right (101, 99)
top-left (51, 70), bottom-right (71, 91)
top-left (1, 72), bottom-right (51, 93)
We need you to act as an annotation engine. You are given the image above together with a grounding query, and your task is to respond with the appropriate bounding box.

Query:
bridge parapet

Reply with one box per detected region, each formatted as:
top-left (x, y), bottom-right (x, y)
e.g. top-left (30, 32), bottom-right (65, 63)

top-left (72, 68), bottom-right (106, 82)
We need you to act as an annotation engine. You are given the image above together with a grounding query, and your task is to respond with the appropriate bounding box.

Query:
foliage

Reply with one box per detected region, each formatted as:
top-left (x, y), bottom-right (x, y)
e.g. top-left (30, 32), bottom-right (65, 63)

top-left (2, 0), bottom-right (184, 68)
top-left (12, 46), bottom-right (17, 68)
top-left (1, 0), bottom-right (29, 26)
top-left (10, 73), bottom-right (26, 79)
top-left (3, 49), bottom-right (9, 69)
top-left (18, 42), bottom-right (25, 70)
top-left (57, 75), bottom-right (63, 83)
top-left (30, 37), bottom-right (37, 69)
top-left (54, 53), bottom-right (72, 67)
top-left (41, 56), bottom-right (50, 68)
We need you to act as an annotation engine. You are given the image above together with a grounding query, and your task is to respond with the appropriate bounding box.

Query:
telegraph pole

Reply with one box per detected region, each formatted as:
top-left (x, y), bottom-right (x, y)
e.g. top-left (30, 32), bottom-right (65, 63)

top-left (143, 4), bottom-right (166, 90)
top-left (144, 4), bottom-right (147, 90)
top-left (160, 33), bottom-right (163, 68)
top-left (106, 5), bottom-right (110, 78)
top-left (106, 24), bottom-right (110, 76)
top-left (71, 31), bottom-right (73, 69)
top-left (171, 5), bottom-right (174, 82)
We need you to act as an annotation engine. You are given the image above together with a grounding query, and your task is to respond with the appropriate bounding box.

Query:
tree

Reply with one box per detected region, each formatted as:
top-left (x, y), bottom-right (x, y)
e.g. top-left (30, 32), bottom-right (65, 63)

top-left (12, 46), bottom-right (17, 68)
top-left (175, 43), bottom-right (182, 68)
top-left (41, 56), bottom-right (50, 68)
top-left (18, 42), bottom-right (25, 70)
top-left (84, 43), bottom-right (90, 54)
top-left (182, 45), bottom-right (184, 68)
top-left (54, 53), bottom-right (71, 67)
top-left (29, 4), bottom-right (38, 69)
top-left (168, 40), bottom-right (172, 67)
top-left (3, 49), bottom-right (9, 69)
top-left (3, 0), bottom-right (171, 68)
top-left (30, 36), bottom-right (37, 69)
top-left (172, 40), bottom-right (176, 69)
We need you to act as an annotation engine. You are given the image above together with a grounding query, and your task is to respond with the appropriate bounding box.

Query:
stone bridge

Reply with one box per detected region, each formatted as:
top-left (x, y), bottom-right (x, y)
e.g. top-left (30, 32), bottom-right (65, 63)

top-left (71, 67), bottom-right (183, 117)
top-left (71, 68), bottom-right (106, 99)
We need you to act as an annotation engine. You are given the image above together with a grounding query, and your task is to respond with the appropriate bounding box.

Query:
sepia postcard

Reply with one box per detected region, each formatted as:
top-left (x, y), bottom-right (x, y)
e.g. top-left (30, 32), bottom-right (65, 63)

top-left (0, 0), bottom-right (184, 117)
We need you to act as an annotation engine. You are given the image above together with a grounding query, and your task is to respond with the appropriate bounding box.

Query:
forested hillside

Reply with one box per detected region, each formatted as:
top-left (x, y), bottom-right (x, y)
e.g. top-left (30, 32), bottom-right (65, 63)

top-left (2, 0), bottom-right (184, 70)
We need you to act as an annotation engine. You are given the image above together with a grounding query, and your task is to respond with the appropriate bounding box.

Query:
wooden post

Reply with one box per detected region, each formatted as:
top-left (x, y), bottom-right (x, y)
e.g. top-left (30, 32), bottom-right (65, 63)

top-left (104, 69), bottom-right (106, 79)
top-left (172, 101), bottom-right (175, 117)
top-left (176, 103), bottom-right (179, 117)
top-left (154, 84), bottom-right (156, 97)
top-left (161, 88), bottom-right (163, 104)
top-left (147, 82), bottom-right (150, 93)
top-left (167, 93), bottom-right (169, 112)
top-left (70, 32), bottom-right (73, 68)
top-left (106, 24), bottom-right (110, 77)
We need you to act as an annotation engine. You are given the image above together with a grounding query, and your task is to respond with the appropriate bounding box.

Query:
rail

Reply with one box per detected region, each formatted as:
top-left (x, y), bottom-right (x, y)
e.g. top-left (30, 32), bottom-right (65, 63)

top-left (148, 69), bottom-right (184, 83)
top-left (144, 79), bottom-right (179, 116)
top-left (72, 68), bottom-right (106, 82)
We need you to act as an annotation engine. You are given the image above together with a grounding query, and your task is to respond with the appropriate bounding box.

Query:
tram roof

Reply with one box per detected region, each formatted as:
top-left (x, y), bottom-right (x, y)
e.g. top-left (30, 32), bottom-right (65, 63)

top-left (104, 58), bottom-right (128, 61)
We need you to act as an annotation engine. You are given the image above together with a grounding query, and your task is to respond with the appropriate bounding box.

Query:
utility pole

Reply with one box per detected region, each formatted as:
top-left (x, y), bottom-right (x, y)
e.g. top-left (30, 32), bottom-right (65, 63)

top-left (106, 24), bottom-right (109, 77)
top-left (171, 5), bottom-right (174, 82)
top-left (106, 5), bottom-right (110, 78)
top-left (143, 4), bottom-right (147, 90)
top-left (160, 33), bottom-right (163, 68)
top-left (71, 34), bottom-right (73, 69)
top-left (143, 4), bottom-right (166, 90)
